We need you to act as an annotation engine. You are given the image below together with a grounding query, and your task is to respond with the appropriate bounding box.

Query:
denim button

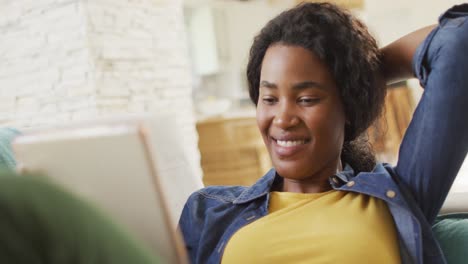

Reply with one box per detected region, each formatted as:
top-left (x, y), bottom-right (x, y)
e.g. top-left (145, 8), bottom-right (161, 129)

top-left (346, 181), bottom-right (355, 187)
top-left (386, 190), bottom-right (396, 198)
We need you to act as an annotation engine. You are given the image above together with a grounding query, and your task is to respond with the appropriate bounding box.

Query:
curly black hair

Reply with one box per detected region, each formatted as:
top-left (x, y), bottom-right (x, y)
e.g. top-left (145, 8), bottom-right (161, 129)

top-left (247, 2), bottom-right (385, 173)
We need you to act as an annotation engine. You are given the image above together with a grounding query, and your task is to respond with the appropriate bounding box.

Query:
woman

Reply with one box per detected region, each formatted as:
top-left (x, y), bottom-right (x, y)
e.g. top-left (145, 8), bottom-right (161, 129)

top-left (179, 3), bottom-right (468, 264)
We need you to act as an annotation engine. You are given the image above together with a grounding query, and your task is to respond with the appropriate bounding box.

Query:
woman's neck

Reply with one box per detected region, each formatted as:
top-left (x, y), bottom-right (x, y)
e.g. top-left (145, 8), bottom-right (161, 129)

top-left (280, 159), bottom-right (343, 193)
top-left (281, 178), bottom-right (333, 193)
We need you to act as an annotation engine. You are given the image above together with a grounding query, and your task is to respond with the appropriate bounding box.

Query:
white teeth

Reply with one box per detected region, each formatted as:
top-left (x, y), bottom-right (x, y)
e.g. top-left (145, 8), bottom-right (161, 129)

top-left (276, 140), bottom-right (305, 147)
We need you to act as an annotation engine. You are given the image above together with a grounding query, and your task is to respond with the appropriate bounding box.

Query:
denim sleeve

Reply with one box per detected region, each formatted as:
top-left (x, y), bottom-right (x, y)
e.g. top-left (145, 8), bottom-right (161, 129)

top-left (395, 4), bottom-right (468, 224)
top-left (177, 192), bottom-right (200, 263)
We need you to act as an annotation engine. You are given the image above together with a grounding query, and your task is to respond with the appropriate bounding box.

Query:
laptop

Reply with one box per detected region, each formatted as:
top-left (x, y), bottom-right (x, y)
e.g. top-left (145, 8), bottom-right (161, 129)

top-left (12, 114), bottom-right (203, 264)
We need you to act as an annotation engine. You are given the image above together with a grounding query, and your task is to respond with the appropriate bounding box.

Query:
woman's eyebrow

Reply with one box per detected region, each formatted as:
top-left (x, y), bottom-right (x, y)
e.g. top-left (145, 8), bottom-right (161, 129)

top-left (259, 80), bottom-right (326, 90)
top-left (292, 81), bottom-right (326, 91)
top-left (260, 80), bottom-right (325, 90)
top-left (259, 80), bottom-right (277, 89)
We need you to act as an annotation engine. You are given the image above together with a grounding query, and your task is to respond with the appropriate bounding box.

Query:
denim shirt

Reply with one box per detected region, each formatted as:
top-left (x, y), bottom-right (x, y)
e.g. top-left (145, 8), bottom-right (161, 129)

top-left (179, 5), bottom-right (468, 264)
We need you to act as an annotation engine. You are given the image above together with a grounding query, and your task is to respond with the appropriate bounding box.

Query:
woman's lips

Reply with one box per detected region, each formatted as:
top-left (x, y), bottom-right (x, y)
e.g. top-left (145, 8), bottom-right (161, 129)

top-left (271, 137), bottom-right (309, 158)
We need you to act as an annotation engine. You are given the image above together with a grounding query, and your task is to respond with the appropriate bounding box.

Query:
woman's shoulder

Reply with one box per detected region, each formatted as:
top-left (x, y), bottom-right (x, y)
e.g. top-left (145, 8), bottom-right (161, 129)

top-left (180, 185), bottom-right (250, 225)
top-left (183, 169), bottom-right (276, 211)
top-left (186, 185), bottom-right (249, 205)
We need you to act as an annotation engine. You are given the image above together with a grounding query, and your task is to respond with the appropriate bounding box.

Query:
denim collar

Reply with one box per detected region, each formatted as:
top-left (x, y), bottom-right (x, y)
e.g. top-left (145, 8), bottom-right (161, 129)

top-left (232, 164), bottom-right (356, 205)
top-left (232, 168), bottom-right (277, 204)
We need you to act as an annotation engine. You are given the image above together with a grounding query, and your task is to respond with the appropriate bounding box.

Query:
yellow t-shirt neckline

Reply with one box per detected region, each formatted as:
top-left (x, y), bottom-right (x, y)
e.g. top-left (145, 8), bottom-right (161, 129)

top-left (268, 190), bottom-right (335, 214)
top-left (221, 190), bottom-right (401, 264)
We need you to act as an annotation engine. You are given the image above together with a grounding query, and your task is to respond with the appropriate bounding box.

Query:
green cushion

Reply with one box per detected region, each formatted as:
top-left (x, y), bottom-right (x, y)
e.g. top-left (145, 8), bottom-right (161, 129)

top-left (433, 213), bottom-right (468, 264)
top-left (0, 171), bottom-right (161, 263)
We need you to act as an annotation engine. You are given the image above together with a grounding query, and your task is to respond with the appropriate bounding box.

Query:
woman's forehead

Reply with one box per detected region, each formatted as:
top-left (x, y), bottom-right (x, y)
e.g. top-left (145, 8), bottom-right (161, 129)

top-left (260, 44), bottom-right (336, 87)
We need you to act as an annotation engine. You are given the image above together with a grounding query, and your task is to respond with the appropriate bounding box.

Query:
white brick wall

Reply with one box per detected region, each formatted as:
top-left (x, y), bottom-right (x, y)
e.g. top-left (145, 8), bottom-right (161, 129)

top-left (0, 0), bottom-right (93, 127)
top-left (0, 0), bottom-right (202, 179)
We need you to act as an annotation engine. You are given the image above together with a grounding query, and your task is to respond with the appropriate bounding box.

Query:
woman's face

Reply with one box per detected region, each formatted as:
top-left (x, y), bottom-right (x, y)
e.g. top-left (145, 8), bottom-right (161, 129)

top-left (257, 44), bottom-right (346, 181)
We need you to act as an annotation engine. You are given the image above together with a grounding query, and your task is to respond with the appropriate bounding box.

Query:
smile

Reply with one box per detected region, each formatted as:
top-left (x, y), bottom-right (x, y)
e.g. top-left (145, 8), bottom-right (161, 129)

top-left (275, 139), bottom-right (307, 147)
top-left (271, 137), bottom-right (310, 158)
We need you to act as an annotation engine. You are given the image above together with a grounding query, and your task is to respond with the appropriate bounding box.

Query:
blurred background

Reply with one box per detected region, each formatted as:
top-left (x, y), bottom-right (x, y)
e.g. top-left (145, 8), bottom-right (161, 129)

top-left (0, 0), bottom-right (466, 190)
top-left (184, 0), bottom-right (467, 189)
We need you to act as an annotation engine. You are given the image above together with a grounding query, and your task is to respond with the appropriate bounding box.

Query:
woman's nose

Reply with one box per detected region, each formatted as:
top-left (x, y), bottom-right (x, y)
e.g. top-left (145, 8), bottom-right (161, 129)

top-left (273, 103), bottom-right (300, 129)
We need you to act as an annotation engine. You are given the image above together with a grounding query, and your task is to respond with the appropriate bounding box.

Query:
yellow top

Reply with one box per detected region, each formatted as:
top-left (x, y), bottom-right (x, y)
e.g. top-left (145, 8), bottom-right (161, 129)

top-left (221, 190), bottom-right (401, 264)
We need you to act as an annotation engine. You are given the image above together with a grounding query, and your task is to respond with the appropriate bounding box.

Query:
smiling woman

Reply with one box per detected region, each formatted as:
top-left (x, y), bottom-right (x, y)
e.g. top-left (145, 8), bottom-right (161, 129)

top-left (178, 2), bottom-right (468, 264)
top-left (247, 3), bottom-right (385, 180)
top-left (256, 45), bottom-right (346, 193)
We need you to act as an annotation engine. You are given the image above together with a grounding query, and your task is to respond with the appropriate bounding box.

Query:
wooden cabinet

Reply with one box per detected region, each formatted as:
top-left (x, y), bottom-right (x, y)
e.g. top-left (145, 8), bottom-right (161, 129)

top-left (196, 116), bottom-right (271, 186)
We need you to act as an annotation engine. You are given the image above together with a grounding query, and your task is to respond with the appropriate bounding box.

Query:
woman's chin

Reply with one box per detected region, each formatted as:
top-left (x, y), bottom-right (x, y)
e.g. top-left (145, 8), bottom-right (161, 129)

top-left (273, 163), bottom-right (308, 180)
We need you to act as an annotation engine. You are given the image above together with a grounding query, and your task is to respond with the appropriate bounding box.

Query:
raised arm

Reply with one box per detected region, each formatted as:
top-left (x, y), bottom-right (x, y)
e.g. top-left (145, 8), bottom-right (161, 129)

top-left (383, 4), bottom-right (468, 223)
top-left (380, 25), bottom-right (435, 84)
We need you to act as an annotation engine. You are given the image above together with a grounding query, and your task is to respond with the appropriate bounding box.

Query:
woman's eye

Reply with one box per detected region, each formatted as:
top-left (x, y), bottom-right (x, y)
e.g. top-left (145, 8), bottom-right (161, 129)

top-left (298, 97), bottom-right (320, 105)
top-left (261, 97), bottom-right (277, 105)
